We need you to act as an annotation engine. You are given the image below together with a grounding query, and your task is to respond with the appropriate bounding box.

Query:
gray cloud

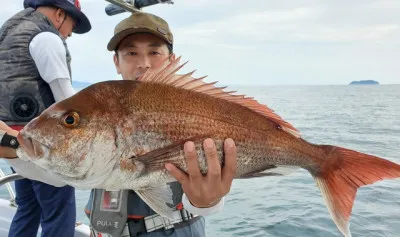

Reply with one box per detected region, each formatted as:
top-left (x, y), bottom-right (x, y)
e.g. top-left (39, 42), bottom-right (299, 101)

top-left (1, 0), bottom-right (399, 85)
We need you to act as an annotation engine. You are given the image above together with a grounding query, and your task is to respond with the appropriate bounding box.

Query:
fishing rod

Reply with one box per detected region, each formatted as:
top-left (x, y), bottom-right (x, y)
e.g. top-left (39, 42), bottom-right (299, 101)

top-left (105, 0), bottom-right (174, 15)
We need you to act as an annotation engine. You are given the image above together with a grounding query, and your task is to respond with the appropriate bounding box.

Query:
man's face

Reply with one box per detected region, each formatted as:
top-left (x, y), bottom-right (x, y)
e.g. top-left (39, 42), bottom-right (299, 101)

top-left (58, 14), bottom-right (76, 39)
top-left (51, 8), bottom-right (76, 39)
top-left (113, 33), bottom-right (170, 80)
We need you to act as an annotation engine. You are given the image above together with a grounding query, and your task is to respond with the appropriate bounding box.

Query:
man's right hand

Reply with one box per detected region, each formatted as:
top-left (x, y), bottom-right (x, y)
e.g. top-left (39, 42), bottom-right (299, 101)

top-left (0, 121), bottom-right (18, 158)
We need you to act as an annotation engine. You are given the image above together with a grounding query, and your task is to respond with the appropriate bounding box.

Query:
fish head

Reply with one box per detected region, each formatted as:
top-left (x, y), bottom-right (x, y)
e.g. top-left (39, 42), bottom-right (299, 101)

top-left (17, 81), bottom-right (135, 187)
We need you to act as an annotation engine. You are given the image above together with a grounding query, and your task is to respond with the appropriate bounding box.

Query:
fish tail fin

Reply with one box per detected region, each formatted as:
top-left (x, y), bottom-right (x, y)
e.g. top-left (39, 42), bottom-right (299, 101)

top-left (313, 145), bottom-right (400, 237)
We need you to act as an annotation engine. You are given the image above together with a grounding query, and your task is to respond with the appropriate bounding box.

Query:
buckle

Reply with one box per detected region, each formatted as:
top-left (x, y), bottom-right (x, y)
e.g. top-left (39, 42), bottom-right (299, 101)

top-left (144, 209), bottom-right (197, 233)
top-left (126, 209), bottom-right (197, 235)
top-left (127, 218), bottom-right (147, 236)
top-left (144, 215), bottom-right (175, 232)
top-left (180, 209), bottom-right (193, 221)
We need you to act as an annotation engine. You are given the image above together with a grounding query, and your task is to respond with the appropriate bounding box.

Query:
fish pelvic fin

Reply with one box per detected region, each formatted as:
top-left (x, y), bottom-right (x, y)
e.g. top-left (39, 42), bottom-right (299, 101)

top-left (314, 145), bottom-right (400, 237)
top-left (136, 182), bottom-right (183, 220)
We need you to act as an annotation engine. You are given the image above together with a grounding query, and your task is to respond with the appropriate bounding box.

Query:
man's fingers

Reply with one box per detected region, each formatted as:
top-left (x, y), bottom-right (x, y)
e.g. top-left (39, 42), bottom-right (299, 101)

top-left (221, 138), bottom-right (237, 188)
top-left (184, 141), bottom-right (202, 179)
top-left (165, 163), bottom-right (188, 186)
top-left (203, 138), bottom-right (221, 180)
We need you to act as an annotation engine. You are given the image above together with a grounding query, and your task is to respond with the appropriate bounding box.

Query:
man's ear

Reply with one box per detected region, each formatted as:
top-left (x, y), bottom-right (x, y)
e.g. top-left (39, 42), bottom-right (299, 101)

top-left (113, 54), bottom-right (121, 74)
top-left (55, 8), bottom-right (65, 23)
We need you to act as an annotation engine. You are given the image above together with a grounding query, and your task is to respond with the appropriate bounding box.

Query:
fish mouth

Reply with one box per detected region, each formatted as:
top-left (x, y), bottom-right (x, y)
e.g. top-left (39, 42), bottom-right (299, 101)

top-left (17, 132), bottom-right (49, 161)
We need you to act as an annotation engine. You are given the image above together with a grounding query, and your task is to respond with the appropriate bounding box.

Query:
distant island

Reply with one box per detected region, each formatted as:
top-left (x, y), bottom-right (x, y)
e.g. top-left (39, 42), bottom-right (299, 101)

top-left (349, 80), bottom-right (379, 85)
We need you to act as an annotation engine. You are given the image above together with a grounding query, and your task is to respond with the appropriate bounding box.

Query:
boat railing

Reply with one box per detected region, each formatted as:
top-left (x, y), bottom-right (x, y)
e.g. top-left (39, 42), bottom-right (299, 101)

top-left (0, 168), bottom-right (23, 207)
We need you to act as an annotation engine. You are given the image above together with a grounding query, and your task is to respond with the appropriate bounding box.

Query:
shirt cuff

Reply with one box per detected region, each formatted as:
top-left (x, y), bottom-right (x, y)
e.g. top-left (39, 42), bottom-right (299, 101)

top-left (181, 193), bottom-right (224, 216)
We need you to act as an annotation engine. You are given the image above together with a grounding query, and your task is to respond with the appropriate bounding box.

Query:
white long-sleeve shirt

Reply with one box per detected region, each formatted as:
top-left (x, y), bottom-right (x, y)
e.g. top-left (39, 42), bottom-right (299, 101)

top-left (6, 32), bottom-right (224, 215)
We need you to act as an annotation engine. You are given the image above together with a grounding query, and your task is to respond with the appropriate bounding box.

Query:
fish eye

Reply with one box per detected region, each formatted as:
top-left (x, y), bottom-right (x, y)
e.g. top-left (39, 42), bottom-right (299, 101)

top-left (62, 112), bottom-right (80, 128)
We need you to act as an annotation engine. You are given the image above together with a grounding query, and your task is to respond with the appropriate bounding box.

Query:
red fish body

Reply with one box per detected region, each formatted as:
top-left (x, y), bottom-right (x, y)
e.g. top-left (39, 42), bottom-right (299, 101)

top-left (16, 57), bottom-right (400, 237)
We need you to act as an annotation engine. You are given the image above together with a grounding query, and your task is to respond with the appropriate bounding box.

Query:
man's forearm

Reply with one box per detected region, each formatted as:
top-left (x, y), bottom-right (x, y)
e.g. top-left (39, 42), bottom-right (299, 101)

top-left (6, 158), bottom-right (67, 187)
top-left (0, 126), bottom-right (66, 187)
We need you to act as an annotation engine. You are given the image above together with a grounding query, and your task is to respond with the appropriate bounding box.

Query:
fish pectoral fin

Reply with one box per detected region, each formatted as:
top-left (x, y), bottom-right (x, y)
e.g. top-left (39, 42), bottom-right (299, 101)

top-left (135, 181), bottom-right (184, 220)
top-left (132, 136), bottom-right (207, 172)
top-left (131, 143), bottom-right (184, 172)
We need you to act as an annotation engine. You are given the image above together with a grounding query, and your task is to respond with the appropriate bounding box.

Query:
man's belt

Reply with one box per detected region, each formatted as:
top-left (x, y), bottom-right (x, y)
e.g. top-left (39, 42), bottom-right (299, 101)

top-left (144, 209), bottom-right (198, 232)
top-left (91, 210), bottom-right (199, 237)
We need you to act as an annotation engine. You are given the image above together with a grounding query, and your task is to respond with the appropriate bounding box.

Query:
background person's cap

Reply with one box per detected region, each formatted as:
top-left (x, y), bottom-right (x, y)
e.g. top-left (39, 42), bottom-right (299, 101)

top-left (24, 0), bottom-right (91, 34)
top-left (107, 12), bottom-right (173, 51)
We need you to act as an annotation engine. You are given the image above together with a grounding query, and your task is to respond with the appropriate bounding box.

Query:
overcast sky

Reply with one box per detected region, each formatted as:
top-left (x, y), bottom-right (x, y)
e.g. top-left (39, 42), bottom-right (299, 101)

top-left (1, 0), bottom-right (399, 85)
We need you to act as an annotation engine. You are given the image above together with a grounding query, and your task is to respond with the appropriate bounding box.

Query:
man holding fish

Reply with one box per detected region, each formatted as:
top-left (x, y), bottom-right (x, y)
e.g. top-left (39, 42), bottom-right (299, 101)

top-left (0, 9), bottom-right (237, 237)
top-left (82, 12), bottom-right (238, 236)
top-left (3, 3), bottom-right (400, 237)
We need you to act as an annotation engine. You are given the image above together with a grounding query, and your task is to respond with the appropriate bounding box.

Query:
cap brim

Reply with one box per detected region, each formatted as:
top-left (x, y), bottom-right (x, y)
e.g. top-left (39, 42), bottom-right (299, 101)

top-left (63, 5), bottom-right (91, 34)
top-left (107, 28), bottom-right (172, 51)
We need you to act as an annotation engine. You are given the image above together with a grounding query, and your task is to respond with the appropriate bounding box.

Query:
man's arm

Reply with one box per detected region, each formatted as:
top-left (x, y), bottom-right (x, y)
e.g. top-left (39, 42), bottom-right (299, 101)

top-left (29, 32), bottom-right (76, 101)
top-left (1, 32), bottom-right (76, 186)
top-left (6, 156), bottom-right (67, 187)
top-left (166, 138), bottom-right (237, 215)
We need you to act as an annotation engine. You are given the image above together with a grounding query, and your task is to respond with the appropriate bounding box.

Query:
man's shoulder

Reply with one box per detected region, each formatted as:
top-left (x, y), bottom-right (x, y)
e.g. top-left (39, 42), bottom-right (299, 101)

top-left (3, 18), bottom-right (51, 42)
top-left (32, 31), bottom-right (62, 42)
top-left (6, 10), bottom-right (57, 38)
top-left (30, 32), bottom-right (65, 53)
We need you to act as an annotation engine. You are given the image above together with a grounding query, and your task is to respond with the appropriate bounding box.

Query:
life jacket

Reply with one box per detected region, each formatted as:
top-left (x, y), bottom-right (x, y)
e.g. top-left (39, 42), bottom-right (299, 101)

top-left (84, 184), bottom-right (200, 236)
top-left (85, 187), bottom-right (183, 219)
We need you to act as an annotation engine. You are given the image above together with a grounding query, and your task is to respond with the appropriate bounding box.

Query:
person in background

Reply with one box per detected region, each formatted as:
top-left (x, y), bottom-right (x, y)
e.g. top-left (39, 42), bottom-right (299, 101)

top-left (0, 0), bottom-right (91, 236)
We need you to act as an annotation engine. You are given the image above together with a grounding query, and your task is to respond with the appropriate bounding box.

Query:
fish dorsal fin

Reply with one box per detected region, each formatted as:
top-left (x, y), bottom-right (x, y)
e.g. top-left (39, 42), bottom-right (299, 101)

top-left (138, 56), bottom-right (300, 138)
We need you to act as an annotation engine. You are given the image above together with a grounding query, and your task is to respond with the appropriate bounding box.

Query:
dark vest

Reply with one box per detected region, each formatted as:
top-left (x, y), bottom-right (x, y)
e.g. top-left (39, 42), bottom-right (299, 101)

top-left (0, 8), bottom-right (71, 125)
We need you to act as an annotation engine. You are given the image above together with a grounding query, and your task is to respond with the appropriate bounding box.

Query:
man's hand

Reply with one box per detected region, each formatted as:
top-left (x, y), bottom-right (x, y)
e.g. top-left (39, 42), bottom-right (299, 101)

top-left (0, 121), bottom-right (17, 135)
top-left (166, 138), bottom-right (237, 208)
top-left (0, 121), bottom-right (18, 158)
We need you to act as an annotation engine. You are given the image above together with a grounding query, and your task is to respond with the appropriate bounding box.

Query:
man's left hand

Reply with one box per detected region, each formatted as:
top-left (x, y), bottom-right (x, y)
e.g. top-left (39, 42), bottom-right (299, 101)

top-left (166, 138), bottom-right (237, 208)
